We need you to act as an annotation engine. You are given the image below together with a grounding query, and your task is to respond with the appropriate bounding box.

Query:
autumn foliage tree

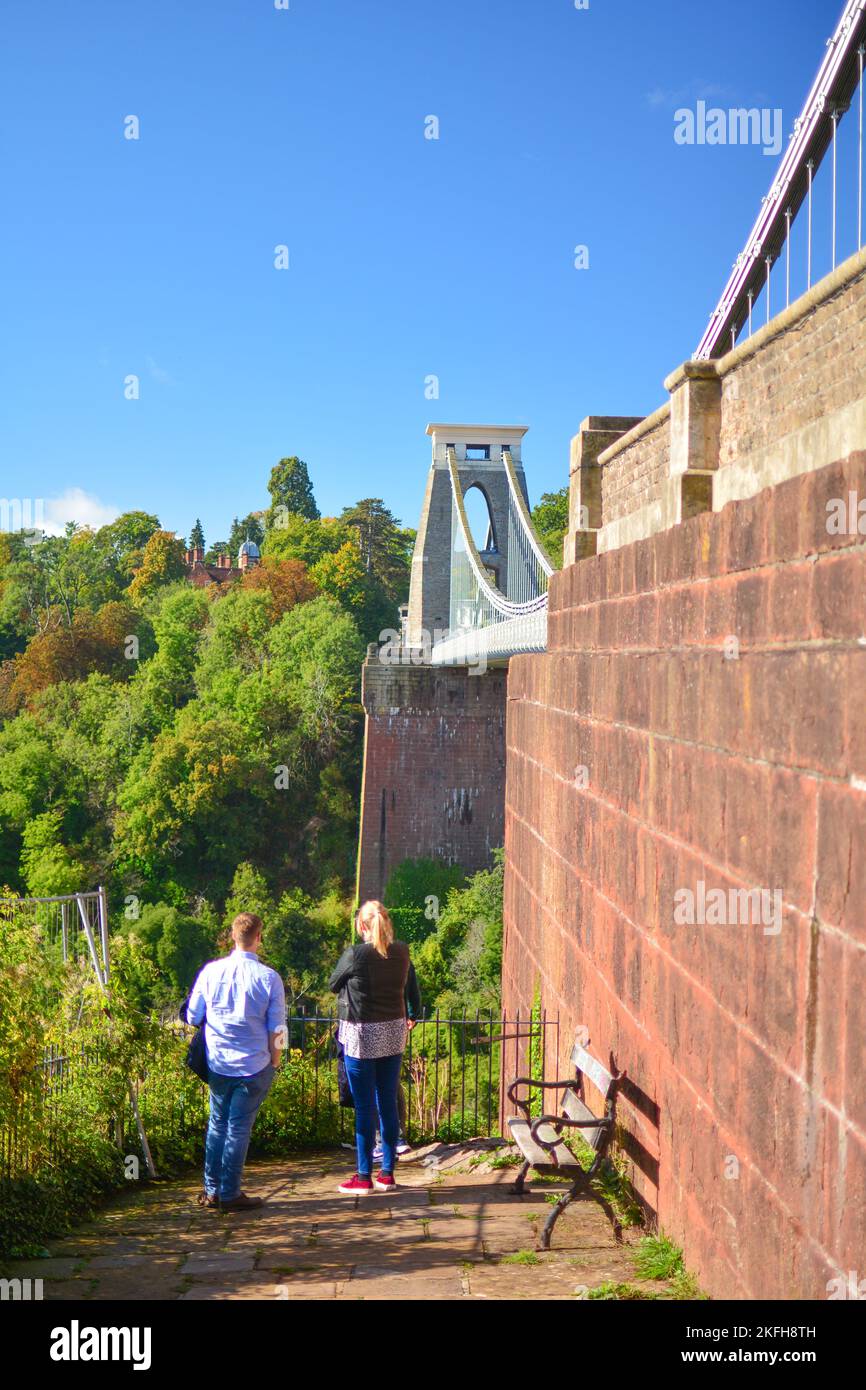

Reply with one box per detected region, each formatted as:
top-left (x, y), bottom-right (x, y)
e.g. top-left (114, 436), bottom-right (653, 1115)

top-left (127, 531), bottom-right (187, 603)
top-left (240, 557), bottom-right (316, 620)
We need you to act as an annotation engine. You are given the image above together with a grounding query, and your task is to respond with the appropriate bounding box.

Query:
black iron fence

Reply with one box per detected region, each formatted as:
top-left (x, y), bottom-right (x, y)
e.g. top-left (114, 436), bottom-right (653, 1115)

top-left (0, 1011), bottom-right (561, 1187)
top-left (280, 1009), bottom-right (561, 1146)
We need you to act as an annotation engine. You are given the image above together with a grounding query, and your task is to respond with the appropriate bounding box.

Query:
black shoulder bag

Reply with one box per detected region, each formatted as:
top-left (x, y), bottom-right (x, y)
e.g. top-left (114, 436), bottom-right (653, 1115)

top-left (179, 993), bottom-right (210, 1083)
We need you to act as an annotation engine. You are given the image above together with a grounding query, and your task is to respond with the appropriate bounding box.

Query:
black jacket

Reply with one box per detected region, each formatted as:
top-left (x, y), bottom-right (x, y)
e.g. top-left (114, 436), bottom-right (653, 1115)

top-left (328, 940), bottom-right (422, 1024)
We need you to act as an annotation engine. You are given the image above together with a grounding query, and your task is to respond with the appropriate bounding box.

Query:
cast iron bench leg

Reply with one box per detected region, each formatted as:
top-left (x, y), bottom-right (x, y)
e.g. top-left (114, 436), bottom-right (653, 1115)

top-left (512, 1159), bottom-right (530, 1195)
top-left (538, 1180), bottom-right (581, 1250)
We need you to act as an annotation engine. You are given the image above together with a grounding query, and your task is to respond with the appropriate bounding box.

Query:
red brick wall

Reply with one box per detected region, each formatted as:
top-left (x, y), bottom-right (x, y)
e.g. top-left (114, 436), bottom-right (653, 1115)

top-left (503, 451), bottom-right (866, 1300)
top-left (357, 656), bottom-right (507, 902)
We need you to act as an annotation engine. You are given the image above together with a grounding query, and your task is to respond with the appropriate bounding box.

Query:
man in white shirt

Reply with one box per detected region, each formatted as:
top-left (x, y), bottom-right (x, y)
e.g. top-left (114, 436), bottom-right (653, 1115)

top-left (186, 912), bottom-right (286, 1210)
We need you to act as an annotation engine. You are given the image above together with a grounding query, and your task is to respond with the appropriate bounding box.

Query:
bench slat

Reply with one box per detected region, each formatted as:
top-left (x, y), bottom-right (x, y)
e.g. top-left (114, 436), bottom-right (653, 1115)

top-left (561, 1087), bottom-right (605, 1151)
top-left (507, 1118), bottom-right (581, 1171)
top-left (570, 1042), bottom-right (614, 1098)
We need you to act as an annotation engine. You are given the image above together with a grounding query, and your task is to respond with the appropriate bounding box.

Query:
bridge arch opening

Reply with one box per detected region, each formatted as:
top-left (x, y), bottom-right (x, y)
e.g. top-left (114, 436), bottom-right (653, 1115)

top-left (463, 483), bottom-right (497, 551)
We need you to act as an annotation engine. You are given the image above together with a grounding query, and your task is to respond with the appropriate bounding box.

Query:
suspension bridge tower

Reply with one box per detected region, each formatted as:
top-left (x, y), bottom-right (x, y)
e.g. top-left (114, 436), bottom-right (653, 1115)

top-left (406, 424), bottom-right (530, 650)
top-left (356, 423), bottom-right (546, 903)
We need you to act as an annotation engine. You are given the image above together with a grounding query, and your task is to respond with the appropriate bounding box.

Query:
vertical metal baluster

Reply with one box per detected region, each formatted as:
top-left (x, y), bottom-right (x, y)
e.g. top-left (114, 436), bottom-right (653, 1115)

top-left (313, 1014), bottom-right (319, 1138)
top-left (473, 1008), bottom-right (480, 1138)
top-left (299, 1007), bottom-right (305, 1118)
top-left (433, 1009), bottom-right (439, 1139)
top-left (514, 1008), bottom-right (520, 1123)
top-left (859, 47), bottom-right (864, 249)
top-left (460, 1007), bottom-right (466, 1140)
top-left (765, 257), bottom-right (772, 325)
top-left (447, 1017), bottom-right (453, 1139)
top-left (785, 209), bottom-right (792, 307)
top-left (748, 289), bottom-right (753, 337)
top-left (406, 1015), bottom-right (413, 1145)
top-left (807, 159), bottom-right (814, 288)
top-left (487, 1011), bottom-right (493, 1138)
top-left (831, 108), bottom-right (839, 270)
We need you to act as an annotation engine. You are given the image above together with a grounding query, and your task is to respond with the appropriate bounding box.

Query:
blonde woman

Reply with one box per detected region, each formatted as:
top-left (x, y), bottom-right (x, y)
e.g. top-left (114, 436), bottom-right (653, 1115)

top-left (328, 900), bottom-right (421, 1193)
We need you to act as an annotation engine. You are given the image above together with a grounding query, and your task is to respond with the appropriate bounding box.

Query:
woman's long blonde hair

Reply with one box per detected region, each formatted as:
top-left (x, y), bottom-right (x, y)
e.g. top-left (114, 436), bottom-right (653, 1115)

top-left (356, 900), bottom-right (394, 958)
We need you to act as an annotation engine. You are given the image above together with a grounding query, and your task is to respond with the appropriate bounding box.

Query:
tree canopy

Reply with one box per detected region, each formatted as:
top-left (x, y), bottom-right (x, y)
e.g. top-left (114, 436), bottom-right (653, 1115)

top-left (267, 456), bottom-right (320, 523)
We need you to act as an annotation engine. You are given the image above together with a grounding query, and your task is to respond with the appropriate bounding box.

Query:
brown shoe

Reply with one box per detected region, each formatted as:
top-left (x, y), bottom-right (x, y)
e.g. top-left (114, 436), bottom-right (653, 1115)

top-left (219, 1191), bottom-right (264, 1211)
top-left (196, 1190), bottom-right (219, 1209)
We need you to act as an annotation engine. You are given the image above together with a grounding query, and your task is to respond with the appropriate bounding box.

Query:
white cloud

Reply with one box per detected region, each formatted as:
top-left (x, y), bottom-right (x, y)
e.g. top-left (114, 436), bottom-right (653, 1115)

top-left (146, 355), bottom-right (172, 385)
top-left (41, 488), bottom-right (120, 536)
top-left (646, 82), bottom-right (737, 109)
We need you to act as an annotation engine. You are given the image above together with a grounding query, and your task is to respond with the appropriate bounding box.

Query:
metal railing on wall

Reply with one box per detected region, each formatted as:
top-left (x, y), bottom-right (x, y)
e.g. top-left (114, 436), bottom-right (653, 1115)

top-left (696, 0), bottom-right (866, 359)
top-left (0, 1011), bottom-right (561, 1189)
top-left (0, 888), bottom-right (110, 986)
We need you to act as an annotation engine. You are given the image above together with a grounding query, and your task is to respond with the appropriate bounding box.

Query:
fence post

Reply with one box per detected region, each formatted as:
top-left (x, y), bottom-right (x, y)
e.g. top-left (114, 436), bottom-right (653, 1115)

top-left (97, 885), bottom-right (110, 983)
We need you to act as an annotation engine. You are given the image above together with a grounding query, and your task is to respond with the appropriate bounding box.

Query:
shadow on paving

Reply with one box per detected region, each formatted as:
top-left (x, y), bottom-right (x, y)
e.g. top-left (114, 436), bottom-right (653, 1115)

top-left (3, 1142), bottom-right (639, 1301)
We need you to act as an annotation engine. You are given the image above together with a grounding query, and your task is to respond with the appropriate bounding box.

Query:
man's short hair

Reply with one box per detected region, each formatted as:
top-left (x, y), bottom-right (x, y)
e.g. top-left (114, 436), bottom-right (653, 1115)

top-left (232, 912), bottom-right (263, 949)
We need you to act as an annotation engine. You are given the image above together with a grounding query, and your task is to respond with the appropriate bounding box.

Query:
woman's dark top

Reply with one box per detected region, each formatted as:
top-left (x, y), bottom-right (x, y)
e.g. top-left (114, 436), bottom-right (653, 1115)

top-left (328, 940), bottom-right (422, 1024)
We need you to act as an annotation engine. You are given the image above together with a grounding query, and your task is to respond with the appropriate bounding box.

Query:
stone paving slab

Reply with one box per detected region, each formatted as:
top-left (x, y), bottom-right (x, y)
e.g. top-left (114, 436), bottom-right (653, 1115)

top-left (4, 1143), bottom-right (648, 1302)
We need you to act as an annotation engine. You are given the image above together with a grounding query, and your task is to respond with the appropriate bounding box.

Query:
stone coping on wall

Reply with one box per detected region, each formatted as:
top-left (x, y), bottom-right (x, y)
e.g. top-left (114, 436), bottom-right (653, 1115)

top-left (595, 400), bottom-right (671, 470)
top-left (566, 244), bottom-right (866, 561)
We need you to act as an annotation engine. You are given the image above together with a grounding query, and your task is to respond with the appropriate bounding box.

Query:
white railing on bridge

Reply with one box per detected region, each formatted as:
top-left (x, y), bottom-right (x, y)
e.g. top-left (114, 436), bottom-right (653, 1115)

top-left (433, 446), bottom-right (554, 666)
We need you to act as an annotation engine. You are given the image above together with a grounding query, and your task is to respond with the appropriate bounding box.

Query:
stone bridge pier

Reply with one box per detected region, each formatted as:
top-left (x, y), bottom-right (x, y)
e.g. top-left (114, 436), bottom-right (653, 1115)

top-left (356, 647), bottom-right (506, 903)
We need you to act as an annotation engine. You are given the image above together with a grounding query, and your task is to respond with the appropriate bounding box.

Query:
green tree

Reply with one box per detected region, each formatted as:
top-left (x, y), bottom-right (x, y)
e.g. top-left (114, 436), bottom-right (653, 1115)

top-left (383, 857), bottom-right (466, 945)
top-left (189, 519), bottom-right (205, 552)
top-left (309, 541), bottom-right (396, 640)
top-left (339, 499), bottom-right (413, 601)
top-left (137, 584), bottom-right (211, 723)
top-left (96, 512), bottom-right (162, 583)
top-left (262, 514), bottom-right (351, 568)
top-left (227, 513), bottom-right (265, 557)
top-left (127, 531), bottom-right (187, 603)
top-left (531, 488), bottom-right (568, 569)
top-left (267, 456), bottom-right (320, 523)
top-left (391, 851), bottom-right (504, 1013)
top-left (20, 809), bottom-right (88, 896)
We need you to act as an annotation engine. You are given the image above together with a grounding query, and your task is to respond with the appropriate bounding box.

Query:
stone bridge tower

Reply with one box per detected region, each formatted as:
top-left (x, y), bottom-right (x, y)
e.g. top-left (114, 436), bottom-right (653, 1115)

top-left (406, 424), bottom-right (529, 647)
top-left (356, 424), bottom-right (532, 903)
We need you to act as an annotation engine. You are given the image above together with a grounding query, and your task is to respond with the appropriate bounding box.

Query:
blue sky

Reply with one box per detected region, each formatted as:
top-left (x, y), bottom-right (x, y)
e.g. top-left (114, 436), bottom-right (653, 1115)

top-left (0, 0), bottom-right (852, 544)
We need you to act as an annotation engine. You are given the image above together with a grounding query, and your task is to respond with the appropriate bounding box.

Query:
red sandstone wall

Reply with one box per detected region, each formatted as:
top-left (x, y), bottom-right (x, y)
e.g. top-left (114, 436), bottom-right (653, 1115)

top-left (503, 451), bottom-right (866, 1300)
top-left (357, 659), bottom-right (507, 902)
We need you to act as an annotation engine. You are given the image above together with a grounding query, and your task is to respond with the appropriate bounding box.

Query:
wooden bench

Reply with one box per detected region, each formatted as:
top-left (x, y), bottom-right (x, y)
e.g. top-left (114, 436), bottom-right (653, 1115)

top-left (506, 1035), bottom-right (624, 1250)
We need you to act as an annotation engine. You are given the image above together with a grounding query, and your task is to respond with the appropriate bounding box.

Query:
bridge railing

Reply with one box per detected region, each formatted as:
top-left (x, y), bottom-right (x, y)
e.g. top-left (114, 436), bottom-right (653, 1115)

top-left (696, 0), bottom-right (866, 358)
top-left (441, 445), bottom-right (554, 663)
top-left (0, 889), bottom-right (109, 988)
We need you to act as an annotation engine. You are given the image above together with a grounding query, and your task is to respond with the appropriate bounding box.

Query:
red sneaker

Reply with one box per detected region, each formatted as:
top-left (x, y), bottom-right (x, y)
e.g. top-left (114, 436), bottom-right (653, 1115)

top-left (375, 1172), bottom-right (396, 1192)
top-left (338, 1174), bottom-right (373, 1194)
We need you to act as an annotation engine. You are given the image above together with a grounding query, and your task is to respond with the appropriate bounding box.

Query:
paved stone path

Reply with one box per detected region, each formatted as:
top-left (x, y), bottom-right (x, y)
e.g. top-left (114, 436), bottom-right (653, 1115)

top-left (8, 1144), bottom-right (639, 1301)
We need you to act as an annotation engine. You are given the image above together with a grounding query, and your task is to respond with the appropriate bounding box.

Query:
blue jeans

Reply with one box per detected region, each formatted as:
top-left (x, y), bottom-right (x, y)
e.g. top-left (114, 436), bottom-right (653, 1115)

top-left (344, 1052), bottom-right (403, 1177)
top-left (205, 1063), bottom-right (274, 1201)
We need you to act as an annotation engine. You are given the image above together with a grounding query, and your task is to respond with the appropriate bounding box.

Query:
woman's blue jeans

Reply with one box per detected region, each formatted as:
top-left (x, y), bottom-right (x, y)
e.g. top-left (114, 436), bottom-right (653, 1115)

top-left (205, 1063), bottom-right (274, 1201)
top-left (344, 1052), bottom-right (403, 1176)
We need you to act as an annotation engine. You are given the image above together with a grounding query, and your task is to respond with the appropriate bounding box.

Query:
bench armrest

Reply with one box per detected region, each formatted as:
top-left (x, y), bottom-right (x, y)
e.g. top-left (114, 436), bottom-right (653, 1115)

top-left (529, 1113), bottom-right (613, 1153)
top-left (506, 1077), bottom-right (583, 1123)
